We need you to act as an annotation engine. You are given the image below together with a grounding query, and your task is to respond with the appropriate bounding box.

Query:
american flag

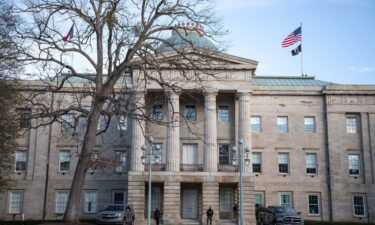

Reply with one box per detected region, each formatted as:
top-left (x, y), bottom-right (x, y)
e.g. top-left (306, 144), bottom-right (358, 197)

top-left (282, 26), bottom-right (301, 48)
top-left (63, 24), bottom-right (74, 42)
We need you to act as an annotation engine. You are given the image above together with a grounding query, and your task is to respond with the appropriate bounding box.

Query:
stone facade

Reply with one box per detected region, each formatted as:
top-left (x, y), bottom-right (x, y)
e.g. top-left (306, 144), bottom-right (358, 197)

top-left (1, 52), bottom-right (375, 225)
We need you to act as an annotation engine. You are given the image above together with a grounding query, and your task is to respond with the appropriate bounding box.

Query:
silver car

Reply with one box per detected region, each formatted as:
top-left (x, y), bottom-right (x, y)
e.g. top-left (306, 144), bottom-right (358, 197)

top-left (97, 204), bottom-right (125, 225)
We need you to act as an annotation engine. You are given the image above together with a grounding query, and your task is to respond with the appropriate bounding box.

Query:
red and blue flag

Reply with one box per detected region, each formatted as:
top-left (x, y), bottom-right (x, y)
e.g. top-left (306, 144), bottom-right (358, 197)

top-left (282, 26), bottom-right (301, 48)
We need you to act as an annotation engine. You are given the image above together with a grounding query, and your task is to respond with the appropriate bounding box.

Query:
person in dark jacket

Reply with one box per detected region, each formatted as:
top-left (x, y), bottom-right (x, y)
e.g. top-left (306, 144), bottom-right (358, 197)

top-left (206, 206), bottom-right (214, 225)
top-left (154, 208), bottom-right (161, 225)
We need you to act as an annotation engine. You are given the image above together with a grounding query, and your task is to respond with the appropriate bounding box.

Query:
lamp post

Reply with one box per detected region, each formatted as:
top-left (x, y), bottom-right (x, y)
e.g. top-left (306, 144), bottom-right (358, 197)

top-left (141, 136), bottom-right (161, 225)
top-left (231, 139), bottom-right (250, 225)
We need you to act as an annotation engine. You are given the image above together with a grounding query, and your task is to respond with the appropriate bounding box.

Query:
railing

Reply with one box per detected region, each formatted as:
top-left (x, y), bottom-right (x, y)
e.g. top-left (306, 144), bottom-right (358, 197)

top-left (218, 164), bottom-right (238, 172)
top-left (144, 164), bottom-right (165, 171)
top-left (180, 164), bottom-right (203, 171)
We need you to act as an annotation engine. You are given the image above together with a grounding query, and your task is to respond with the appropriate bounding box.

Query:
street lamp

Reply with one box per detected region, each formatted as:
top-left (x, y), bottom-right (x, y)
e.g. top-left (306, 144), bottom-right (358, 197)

top-left (141, 136), bottom-right (161, 225)
top-left (231, 139), bottom-right (250, 225)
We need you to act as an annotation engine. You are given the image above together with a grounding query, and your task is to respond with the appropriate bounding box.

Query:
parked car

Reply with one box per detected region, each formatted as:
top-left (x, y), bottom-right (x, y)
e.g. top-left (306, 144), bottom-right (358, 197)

top-left (257, 205), bottom-right (304, 225)
top-left (96, 204), bottom-right (125, 225)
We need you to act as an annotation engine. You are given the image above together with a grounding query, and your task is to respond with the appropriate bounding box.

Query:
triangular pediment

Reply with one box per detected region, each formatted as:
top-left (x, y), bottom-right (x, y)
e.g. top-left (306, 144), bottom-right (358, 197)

top-left (149, 48), bottom-right (258, 70)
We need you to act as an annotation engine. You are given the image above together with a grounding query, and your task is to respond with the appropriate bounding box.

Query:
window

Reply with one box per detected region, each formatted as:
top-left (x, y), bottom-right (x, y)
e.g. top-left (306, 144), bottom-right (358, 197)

top-left (308, 194), bottom-right (320, 215)
top-left (15, 151), bottom-right (27, 172)
top-left (87, 152), bottom-right (99, 173)
top-left (279, 192), bottom-right (292, 207)
top-left (185, 105), bottom-right (197, 121)
top-left (353, 195), bottom-right (366, 217)
top-left (115, 151), bottom-right (127, 173)
top-left (346, 116), bottom-right (358, 134)
top-left (19, 109), bottom-right (31, 128)
top-left (251, 116), bottom-right (261, 132)
top-left (117, 115), bottom-right (127, 131)
top-left (112, 190), bottom-right (126, 205)
top-left (306, 153), bottom-right (317, 174)
top-left (9, 191), bottom-right (23, 214)
top-left (278, 153), bottom-right (289, 173)
top-left (277, 116), bottom-right (288, 132)
top-left (59, 151), bottom-right (71, 172)
top-left (254, 192), bottom-right (264, 208)
top-left (97, 116), bottom-right (104, 131)
top-left (182, 144), bottom-right (198, 164)
top-left (62, 113), bottom-right (74, 127)
top-left (152, 105), bottom-right (163, 121)
top-left (304, 116), bottom-right (316, 132)
top-left (56, 191), bottom-right (69, 214)
top-left (252, 153), bottom-right (262, 173)
top-left (218, 144), bottom-right (230, 165)
top-left (84, 191), bottom-right (97, 213)
top-left (348, 154), bottom-right (360, 175)
top-left (218, 105), bottom-right (229, 122)
top-left (220, 188), bottom-right (233, 211)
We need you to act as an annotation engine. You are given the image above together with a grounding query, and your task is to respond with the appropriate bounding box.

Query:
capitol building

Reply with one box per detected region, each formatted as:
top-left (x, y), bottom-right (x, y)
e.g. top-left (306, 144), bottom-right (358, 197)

top-left (1, 27), bottom-right (374, 225)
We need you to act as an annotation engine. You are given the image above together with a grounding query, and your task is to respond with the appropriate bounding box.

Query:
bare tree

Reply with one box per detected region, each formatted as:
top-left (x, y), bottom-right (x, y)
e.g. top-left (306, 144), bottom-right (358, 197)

top-left (13, 0), bottom-right (223, 222)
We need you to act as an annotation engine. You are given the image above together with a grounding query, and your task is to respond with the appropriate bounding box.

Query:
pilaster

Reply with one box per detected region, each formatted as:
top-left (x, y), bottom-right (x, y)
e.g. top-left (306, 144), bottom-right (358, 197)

top-left (202, 182), bottom-right (220, 225)
top-left (237, 91), bottom-right (252, 173)
top-left (204, 90), bottom-right (218, 172)
top-left (128, 181), bottom-right (145, 225)
top-left (131, 91), bottom-right (146, 171)
top-left (163, 181), bottom-right (181, 224)
top-left (166, 91), bottom-right (180, 171)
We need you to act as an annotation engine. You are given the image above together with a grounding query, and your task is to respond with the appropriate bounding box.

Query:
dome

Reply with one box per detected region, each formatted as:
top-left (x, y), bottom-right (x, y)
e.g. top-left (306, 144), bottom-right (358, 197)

top-left (158, 27), bottom-right (217, 52)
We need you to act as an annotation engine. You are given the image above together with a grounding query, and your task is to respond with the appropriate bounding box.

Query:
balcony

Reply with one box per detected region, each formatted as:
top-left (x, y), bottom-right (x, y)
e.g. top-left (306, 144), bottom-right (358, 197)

top-left (218, 164), bottom-right (238, 172)
top-left (144, 164), bottom-right (165, 171)
top-left (180, 164), bottom-right (203, 172)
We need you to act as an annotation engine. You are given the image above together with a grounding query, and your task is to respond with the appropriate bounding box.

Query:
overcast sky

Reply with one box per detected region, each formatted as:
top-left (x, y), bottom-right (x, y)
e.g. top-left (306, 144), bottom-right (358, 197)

top-left (213, 0), bottom-right (375, 84)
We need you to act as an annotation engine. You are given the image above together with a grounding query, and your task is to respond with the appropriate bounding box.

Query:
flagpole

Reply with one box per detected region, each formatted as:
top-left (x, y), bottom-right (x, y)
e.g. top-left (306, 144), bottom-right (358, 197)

top-left (300, 22), bottom-right (304, 76)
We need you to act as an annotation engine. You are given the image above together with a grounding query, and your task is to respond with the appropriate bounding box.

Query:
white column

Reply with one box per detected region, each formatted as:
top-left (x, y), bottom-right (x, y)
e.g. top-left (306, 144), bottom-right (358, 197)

top-left (237, 91), bottom-right (251, 173)
top-left (204, 90), bottom-right (218, 172)
top-left (166, 91), bottom-right (180, 171)
top-left (131, 91), bottom-right (146, 171)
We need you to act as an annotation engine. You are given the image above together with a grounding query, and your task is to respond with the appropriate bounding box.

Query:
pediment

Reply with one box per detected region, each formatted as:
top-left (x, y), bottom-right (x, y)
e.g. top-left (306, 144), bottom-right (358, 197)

top-left (150, 49), bottom-right (258, 70)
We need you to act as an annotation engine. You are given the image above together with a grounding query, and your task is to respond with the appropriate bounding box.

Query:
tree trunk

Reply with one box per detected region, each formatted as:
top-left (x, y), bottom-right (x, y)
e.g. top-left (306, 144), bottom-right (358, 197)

top-left (63, 101), bottom-right (103, 223)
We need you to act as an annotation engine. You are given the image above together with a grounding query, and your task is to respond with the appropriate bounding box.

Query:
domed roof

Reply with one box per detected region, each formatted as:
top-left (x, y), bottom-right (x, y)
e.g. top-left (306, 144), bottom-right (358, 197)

top-left (158, 27), bottom-right (217, 52)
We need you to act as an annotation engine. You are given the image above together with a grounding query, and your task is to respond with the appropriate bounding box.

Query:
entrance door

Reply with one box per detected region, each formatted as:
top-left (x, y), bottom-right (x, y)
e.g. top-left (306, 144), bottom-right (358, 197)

top-left (182, 189), bottom-right (198, 219)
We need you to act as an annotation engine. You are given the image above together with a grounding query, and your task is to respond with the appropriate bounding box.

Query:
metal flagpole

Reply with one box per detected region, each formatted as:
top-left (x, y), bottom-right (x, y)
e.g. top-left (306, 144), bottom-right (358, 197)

top-left (300, 22), bottom-right (304, 76)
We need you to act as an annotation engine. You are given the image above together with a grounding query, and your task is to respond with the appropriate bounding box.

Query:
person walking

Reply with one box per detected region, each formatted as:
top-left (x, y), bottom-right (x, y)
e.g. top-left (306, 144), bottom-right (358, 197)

top-left (124, 205), bottom-right (134, 225)
top-left (206, 206), bottom-right (214, 225)
top-left (154, 208), bottom-right (161, 225)
top-left (233, 203), bottom-right (238, 220)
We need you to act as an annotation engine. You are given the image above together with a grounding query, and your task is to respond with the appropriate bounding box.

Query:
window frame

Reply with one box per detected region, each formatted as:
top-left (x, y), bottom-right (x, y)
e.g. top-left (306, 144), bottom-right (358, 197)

top-left (219, 188), bottom-right (233, 211)
top-left (185, 105), bottom-right (197, 121)
top-left (115, 151), bottom-right (127, 173)
top-left (59, 150), bottom-right (71, 172)
top-left (254, 192), bottom-right (265, 208)
top-left (117, 115), bottom-right (128, 131)
top-left (9, 191), bottom-right (24, 214)
top-left (55, 191), bottom-right (69, 214)
top-left (84, 191), bottom-right (97, 213)
top-left (112, 190), bottom-right (127, 205)
top-left (278, 192), bottom-right (293, 207)
top-left (218, 105), bottom-right (229, 122)
top-left (152, 104), bottom-right (163, 121)
top-left (218, 144), bottom-right (231, 165)
top-left (306, 153), bottom-right (318, 175)
top-left (348, 154), bottom-right (360, 176)
top-left (346, 116), bottom-right (358, 134)
top-left (252, 152), bottom-right (262, 173)
top-left (278, 153), bottom-right (289, 174)
top-left (304, 116), bottom-right (316, 133)
top-left (250, 116), bottom-right (262, 132)
top-left (277, 116), bottom-right (289, 132)
top-left (308, 193), bottom-right (320, 216)
top-left (15, 151), bottom-right (27, 172)
top-left (18, 108), bottom-right (31, 129)
top-left (352, 194), bottom-right (367, 217)
top-left (61, 113), bottom-right (74, 127)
